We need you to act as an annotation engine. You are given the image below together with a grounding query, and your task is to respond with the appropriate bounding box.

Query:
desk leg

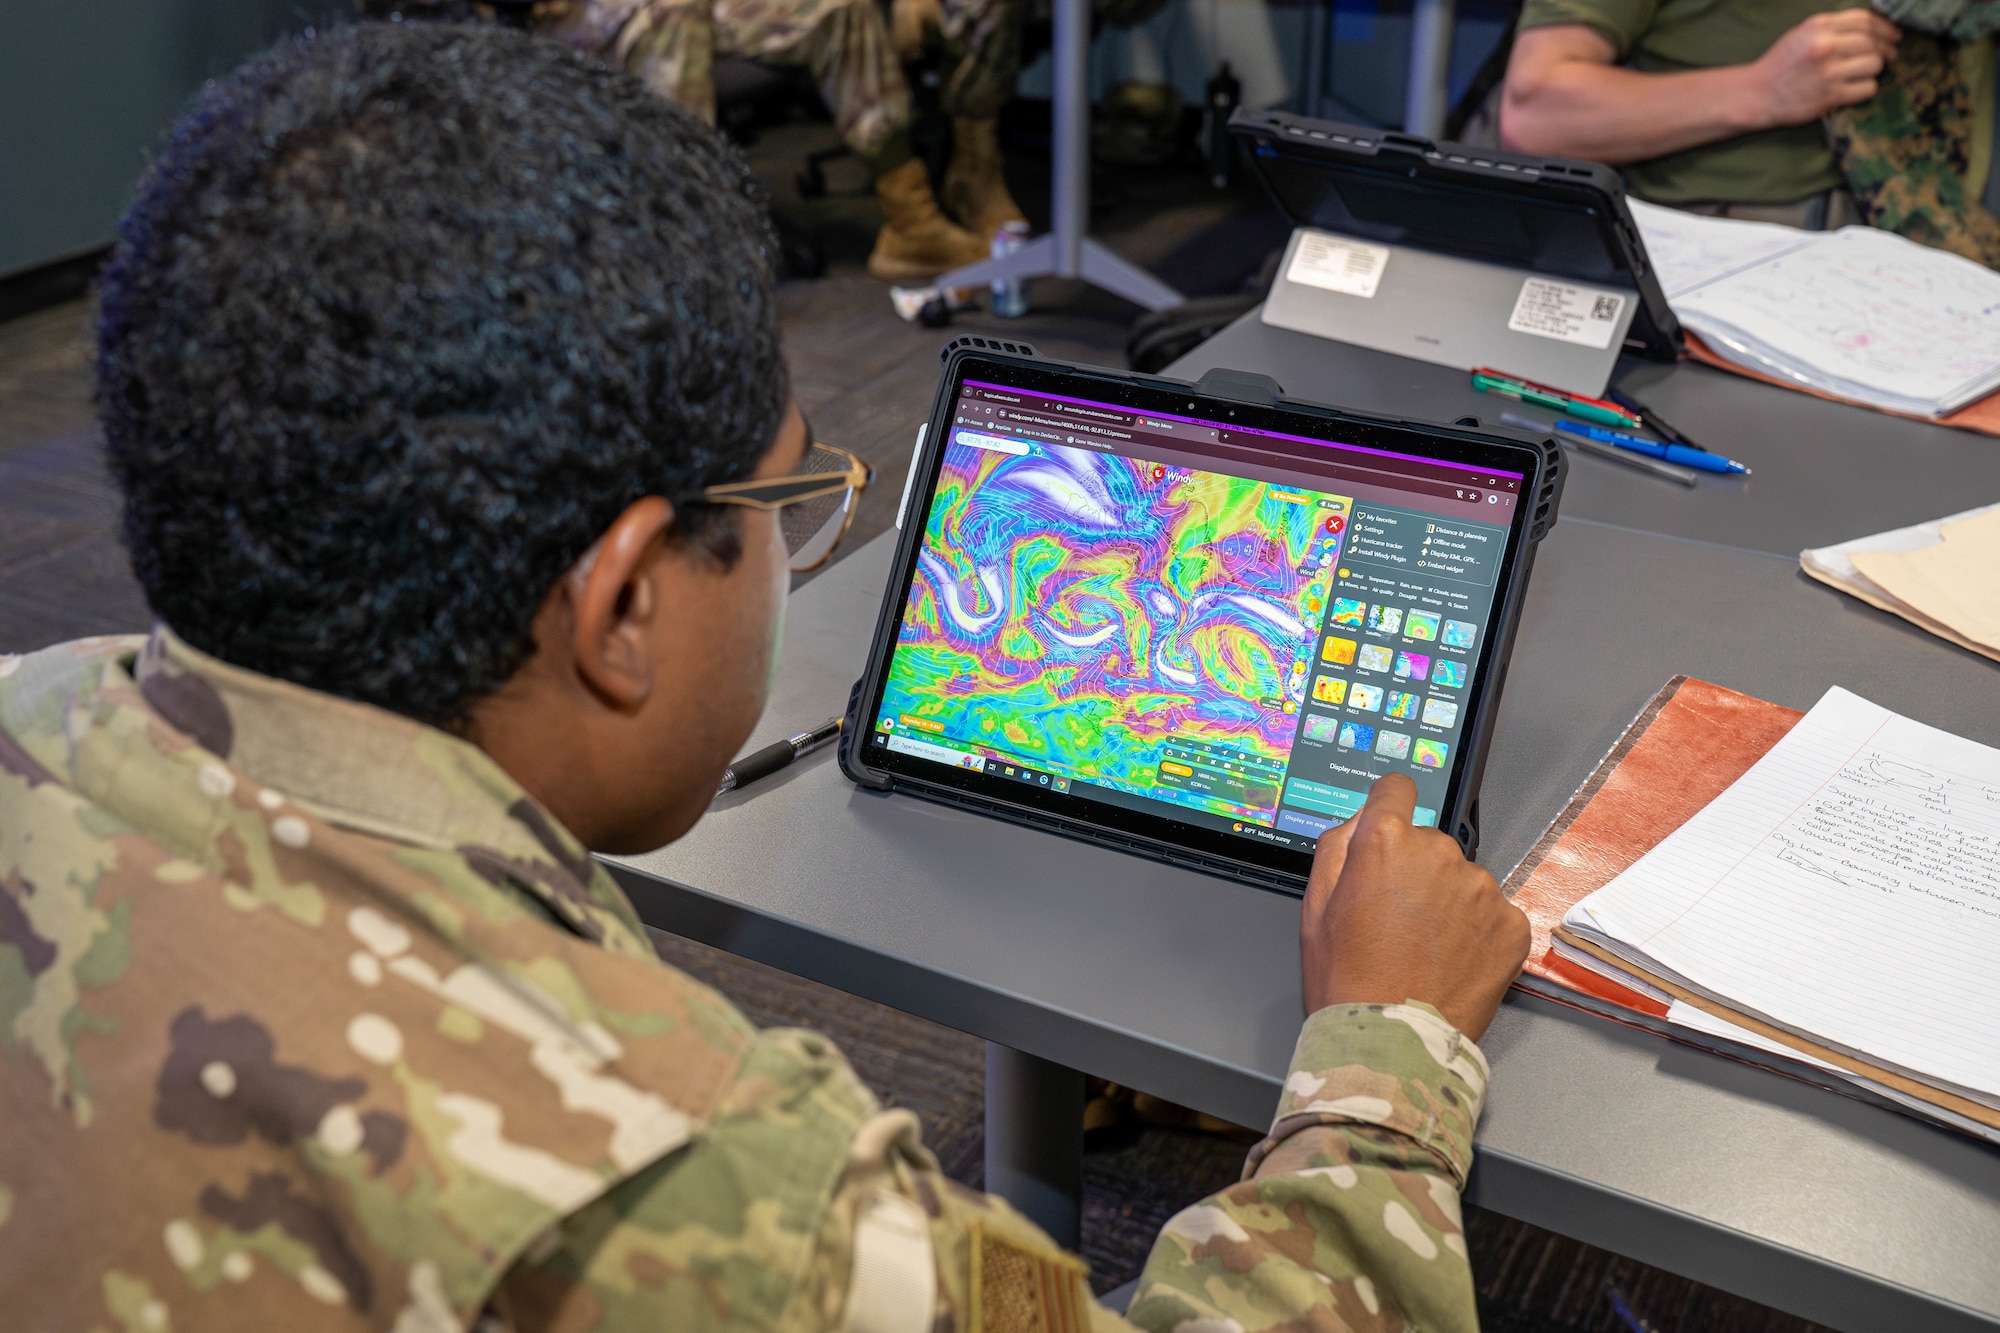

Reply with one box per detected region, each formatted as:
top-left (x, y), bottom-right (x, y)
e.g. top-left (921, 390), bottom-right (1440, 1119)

top-left (930, 0), bottom-right (1182, 310)
top-left (984, 1042), bottom-right (1084, 1249)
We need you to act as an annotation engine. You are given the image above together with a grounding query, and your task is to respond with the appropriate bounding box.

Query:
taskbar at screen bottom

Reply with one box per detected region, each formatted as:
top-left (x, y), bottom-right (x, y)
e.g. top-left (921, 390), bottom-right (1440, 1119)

top-left (875, 730), bottom-right (1322, 855)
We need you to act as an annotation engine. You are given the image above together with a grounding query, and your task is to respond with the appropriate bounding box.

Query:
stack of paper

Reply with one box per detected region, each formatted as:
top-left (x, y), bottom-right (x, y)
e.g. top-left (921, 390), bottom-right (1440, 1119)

top-left (1626, 198), bottom-right (1808, 298)
top-left (1627, 199), bottom-right (2000, 418)
top-left (1801, 503), bottom-right (2000, 663)
top-left (1661, 997), bottom-right (2000, 1142)
top-left (1555, 686), bottom-right (2000, 1138)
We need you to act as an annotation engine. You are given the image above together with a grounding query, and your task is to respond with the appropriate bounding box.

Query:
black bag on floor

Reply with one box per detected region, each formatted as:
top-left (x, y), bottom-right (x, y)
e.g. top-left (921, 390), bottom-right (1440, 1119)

top-left (1124, 245), bottom-right (1282, 374)
top-left (1125, 292), bottom-right (1264, 373)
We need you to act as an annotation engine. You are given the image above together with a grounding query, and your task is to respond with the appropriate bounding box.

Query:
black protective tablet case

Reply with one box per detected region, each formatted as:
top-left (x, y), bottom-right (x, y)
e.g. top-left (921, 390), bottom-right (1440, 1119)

top-left (1229, 108), bottom-right (1682, 363)
top-left (839, 337), bottom-right (1566, 894)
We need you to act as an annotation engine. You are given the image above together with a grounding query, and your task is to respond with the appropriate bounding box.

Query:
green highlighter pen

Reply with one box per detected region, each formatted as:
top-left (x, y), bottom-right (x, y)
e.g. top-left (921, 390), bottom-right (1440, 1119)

top-left (1471, 371), bottom-right (1638, 428)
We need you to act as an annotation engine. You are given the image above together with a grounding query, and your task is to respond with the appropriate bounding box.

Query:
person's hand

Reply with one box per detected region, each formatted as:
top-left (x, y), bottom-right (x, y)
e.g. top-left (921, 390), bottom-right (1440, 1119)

top-left (1750, 8), bottom-right (1900, 127)
top-left (1300, 774), bottom-right (1530, 1041)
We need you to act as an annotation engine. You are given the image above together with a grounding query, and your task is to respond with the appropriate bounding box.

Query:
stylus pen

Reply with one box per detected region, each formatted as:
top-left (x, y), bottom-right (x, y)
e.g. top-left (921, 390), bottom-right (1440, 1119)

top-left (1499, 412), bottom-right (1698, 487)
top-left (1605, 387), bottom-right (1707, 453)
top-left (1554, 416), bottom-right (1751, 475)
top-left (716, 715), bottom-right (844, 797)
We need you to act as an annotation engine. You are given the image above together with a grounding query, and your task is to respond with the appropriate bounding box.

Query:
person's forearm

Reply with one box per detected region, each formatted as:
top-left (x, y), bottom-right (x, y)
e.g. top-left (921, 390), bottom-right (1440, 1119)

top-left (1502, 60), bottom-right (1767, 164)
top-left (1125, 1003), bottom-right (1488, 1333)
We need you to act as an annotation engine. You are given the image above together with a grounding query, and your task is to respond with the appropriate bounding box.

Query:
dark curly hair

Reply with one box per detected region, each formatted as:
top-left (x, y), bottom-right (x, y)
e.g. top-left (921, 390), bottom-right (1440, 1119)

top-left (96, 19), bottom-right (787, 729)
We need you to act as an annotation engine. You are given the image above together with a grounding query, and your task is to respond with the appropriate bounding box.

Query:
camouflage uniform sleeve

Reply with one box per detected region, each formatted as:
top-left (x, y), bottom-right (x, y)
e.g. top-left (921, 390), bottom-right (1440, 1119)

top-left (487, 1015), bottom-right (1121, 1333)
top-left (1126, 1002), bottom-right (1487, 1333)
top-left (485, 1021), bottom-right (887, 1330)
top-left (1824, 27), bottom-right (2000, 270)
top-left (487, 1002), bottom-right (1484, 1332)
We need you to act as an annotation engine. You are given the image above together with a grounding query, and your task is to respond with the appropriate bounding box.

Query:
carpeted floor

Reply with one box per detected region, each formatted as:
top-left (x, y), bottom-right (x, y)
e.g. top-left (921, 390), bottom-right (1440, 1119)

top-left (0, 96), bottom-right (1836, 1333)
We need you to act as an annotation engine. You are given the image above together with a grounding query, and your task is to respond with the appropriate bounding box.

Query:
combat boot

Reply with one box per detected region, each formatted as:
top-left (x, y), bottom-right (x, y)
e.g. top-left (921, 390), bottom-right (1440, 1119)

top-left (868, 158), bottom-right (988, 283)
top-left (943, 116), bottom-right (1028, 243)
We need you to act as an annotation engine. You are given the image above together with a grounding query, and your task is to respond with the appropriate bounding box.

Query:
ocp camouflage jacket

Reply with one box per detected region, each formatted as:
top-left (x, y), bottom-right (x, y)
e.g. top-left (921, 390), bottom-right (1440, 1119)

top-left (0, 629), bottom-right (1488, 1332)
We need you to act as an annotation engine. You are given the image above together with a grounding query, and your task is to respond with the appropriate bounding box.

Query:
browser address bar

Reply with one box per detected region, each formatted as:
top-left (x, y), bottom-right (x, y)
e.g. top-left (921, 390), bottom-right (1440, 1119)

top-left (954, 429), bottom-right (1032, 456)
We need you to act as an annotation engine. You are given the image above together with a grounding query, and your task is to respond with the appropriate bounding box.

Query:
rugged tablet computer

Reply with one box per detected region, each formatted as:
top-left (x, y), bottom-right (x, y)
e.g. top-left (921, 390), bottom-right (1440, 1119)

top-left (841, 343), bottom-right (1564, 893)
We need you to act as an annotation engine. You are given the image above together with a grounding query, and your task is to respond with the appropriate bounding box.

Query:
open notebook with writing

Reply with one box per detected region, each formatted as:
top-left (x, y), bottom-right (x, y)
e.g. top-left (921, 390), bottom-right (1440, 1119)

top-left (1560, 685), bottom-right (2000, 1133)
top-left (1505, 677), bottom-right (2000, 1144)
top-left (1626, 200), bottom-right (2000, 434)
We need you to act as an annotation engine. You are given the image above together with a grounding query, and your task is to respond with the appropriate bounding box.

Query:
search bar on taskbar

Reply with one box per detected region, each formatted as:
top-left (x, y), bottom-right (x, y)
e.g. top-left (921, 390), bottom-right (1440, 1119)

top-left (953, 429), bottom-right (1032, 456)
top-left (886, 733), bottom-right (985, 769)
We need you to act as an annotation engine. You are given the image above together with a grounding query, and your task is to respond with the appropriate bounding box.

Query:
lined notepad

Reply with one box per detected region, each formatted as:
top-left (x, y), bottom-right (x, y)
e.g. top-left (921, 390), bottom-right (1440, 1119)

top-left (1563, 687), bottom-right (2000, 1111)
top-left (1626, 200), bottom-right (2000, 417)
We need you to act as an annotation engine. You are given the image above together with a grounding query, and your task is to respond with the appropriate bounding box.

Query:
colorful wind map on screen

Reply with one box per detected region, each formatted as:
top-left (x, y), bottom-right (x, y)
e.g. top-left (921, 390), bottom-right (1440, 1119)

top-left (879, 434), bottom-right (1351, 821)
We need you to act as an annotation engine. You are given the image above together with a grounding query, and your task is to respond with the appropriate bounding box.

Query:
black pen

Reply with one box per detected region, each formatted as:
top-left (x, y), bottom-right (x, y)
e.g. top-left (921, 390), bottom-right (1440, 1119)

top-left (1606, 387), bottom-right (1706, 453)
top-left (716, 715), bottom-right (844, 797)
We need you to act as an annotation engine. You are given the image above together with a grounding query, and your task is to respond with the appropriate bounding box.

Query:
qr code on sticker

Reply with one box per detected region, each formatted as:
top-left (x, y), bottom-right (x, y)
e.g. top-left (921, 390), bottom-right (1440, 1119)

top-left (1591, 295), bottom-right (1620, 320)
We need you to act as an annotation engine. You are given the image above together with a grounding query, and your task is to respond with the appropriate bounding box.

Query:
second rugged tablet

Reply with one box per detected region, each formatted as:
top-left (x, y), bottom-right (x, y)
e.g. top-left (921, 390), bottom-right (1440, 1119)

top-left (841, 344), bottom-right (1563, 893)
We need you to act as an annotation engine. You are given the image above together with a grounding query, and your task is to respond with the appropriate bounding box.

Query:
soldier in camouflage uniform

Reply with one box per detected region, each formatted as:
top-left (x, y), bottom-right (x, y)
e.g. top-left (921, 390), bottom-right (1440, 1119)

top-left (0, 20), bottom-right (1530, 1331)
top-left (1505, 0), bottom-right (1998, 261)
top-left (539, 0), bottom-right (1160, 272)
top-left (372, 0), bottom-right (1176, 280)
top-left (366, 0), bottom-right (997, 280)
top-left (1826, 0), bottom-right (2000, 267)
top-left (535, 0), bottom-right (992, 280)
top-left (886, 0), bottom-right (1168, 241)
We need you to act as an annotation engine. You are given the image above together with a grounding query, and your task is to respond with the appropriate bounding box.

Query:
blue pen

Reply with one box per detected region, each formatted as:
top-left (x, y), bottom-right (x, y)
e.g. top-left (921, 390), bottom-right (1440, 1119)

top-left (1554, 417), bottom-right (1751, 475)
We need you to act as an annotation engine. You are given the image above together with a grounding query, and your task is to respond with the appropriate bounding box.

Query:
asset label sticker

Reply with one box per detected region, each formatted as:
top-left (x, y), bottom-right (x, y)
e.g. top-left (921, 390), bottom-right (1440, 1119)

top-left (1286, 231), bottom-right (1391, 299)
top-left (1507, 278), bottom-right (1626, 348)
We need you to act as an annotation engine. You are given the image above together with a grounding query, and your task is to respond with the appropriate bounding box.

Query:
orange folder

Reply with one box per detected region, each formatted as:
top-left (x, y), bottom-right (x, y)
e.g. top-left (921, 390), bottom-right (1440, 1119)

top-left (1683, 332), bottom-right (2000, 438)
top-left (1504, 674), bottom-right (1802, 1017)
top-left (1503, 676), bottom-right (2000, 1140)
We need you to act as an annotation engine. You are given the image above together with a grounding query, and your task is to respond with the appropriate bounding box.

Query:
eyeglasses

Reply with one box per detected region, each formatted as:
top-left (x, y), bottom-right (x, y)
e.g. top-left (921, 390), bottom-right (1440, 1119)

top-left (694, 442), bottom-right (874, 573)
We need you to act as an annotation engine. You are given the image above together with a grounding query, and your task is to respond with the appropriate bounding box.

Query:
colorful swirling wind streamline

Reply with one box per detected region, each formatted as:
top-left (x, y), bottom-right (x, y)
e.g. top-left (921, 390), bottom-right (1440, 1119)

top-left (880, 437), bottom-right (1350, 820)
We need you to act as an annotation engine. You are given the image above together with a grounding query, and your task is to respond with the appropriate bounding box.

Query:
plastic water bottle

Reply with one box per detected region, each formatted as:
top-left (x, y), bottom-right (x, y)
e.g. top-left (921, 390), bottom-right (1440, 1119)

top-left (990, 220), bottom-right (1030, 319)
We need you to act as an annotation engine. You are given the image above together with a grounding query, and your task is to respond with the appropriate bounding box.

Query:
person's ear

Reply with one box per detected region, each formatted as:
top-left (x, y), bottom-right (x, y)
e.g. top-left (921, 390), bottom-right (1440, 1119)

top-left (567, 496), bottom-right (677, 711)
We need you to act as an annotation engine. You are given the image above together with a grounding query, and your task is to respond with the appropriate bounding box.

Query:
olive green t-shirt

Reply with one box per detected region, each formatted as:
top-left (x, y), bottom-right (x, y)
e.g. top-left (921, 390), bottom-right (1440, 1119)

top-left (1518, 0), bottom-right (1850, 205)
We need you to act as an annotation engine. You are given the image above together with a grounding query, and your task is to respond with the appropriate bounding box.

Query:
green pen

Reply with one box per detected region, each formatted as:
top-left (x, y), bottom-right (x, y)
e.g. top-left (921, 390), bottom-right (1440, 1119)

top-left (1471, 370), bottom-right (1639, 428)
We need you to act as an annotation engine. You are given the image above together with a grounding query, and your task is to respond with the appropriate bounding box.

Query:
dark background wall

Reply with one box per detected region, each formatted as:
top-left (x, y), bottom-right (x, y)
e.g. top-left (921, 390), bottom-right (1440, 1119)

top-left (0, 0), bottom-right (346, 275)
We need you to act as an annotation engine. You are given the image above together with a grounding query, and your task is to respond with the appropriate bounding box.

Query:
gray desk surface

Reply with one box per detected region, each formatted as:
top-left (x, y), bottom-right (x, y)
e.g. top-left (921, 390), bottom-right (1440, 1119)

top-left (1167, 312), bottom-right (2000, 558)
top-left (610, 326), bottom-right (2000, 1332)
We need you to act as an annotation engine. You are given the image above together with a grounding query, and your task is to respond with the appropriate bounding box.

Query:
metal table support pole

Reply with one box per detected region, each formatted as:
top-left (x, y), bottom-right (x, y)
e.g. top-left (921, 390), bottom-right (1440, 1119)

top-left (1404, 0), bottom-right (1455, 138)
top-left (984, 1042), bottom-right (1085, 1249)
top-left (931, 0), bottom-right (1182, 311)
top-left (1300, 0), bottom-right (1330, 121)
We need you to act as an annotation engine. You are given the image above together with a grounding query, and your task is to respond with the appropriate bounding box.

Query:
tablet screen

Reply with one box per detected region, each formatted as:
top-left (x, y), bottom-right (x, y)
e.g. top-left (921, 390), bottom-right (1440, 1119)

top-left (861, 358), bottom-right (1537, 878)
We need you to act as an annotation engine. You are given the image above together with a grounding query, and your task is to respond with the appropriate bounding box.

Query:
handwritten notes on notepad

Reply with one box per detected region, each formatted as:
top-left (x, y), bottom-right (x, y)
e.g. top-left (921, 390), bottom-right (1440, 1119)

top-left (1626, 203), bottom-right (2000, 417)
top-left (1673, 228), bottom-right (2000, 416)
top-left (1565, 687), bottom-right (2000, 1107)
